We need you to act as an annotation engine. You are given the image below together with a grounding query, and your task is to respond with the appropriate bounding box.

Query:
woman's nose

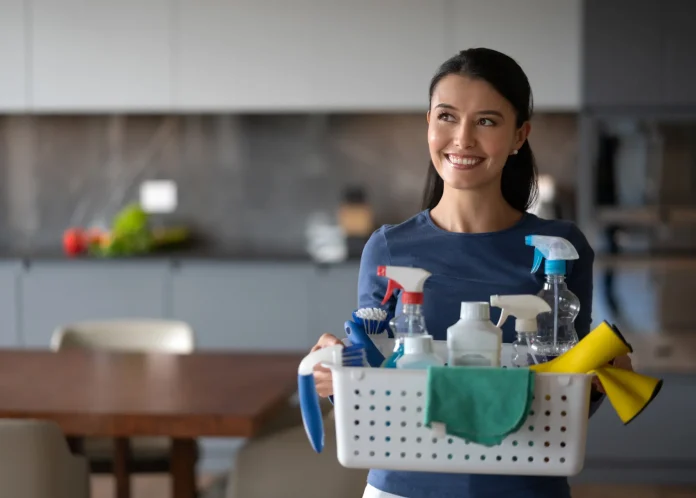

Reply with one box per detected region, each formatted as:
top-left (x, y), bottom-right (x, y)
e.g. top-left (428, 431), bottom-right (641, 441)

top-left (453, 122), bottom-right (476, 149)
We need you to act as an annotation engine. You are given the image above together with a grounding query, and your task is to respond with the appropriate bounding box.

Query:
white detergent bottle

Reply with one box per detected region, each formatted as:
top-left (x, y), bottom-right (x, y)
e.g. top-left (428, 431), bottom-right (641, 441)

top-left (396, 335), bottom-right (445, 370)
top-left (490, 294), bottom-right (552, 367)
top-left (446, 302), bottom-right (502, 367)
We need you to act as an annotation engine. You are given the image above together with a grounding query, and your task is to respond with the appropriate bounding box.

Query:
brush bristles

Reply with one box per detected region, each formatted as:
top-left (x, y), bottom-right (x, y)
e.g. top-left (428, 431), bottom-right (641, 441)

top-left (353, 307), bottom-right (389, 335)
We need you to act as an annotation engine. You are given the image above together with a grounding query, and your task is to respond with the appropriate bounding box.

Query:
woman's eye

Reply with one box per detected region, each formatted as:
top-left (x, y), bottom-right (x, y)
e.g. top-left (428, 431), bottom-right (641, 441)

top-left (437, 112), bottom-right (455, 122)
top-left (478, 118), bottom-right (495, 126)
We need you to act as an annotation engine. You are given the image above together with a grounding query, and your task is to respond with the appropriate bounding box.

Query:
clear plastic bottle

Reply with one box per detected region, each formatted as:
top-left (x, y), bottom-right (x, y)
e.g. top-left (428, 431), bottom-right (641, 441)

top-left (533, 273), bottom-right (580, 358)
top-left (511, 332), bottom-right (546, 367)
top-left (396, 335), bottom-right (444, 369)
top-left (383, 304), bottom-right (428, 368)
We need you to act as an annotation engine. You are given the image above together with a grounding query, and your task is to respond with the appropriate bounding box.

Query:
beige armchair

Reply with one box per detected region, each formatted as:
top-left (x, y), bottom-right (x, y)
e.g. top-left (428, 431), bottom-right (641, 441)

top-left (50, 319), bottom-right (196, 477)
top-left (0, 419), bottom-right (90, 498)
top-left (224, 396), bottom-right (368, 498)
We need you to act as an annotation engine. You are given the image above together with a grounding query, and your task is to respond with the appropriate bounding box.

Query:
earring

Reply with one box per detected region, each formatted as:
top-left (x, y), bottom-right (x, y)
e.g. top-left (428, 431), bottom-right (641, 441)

top-left (512, 150), bottom-right (518, 155)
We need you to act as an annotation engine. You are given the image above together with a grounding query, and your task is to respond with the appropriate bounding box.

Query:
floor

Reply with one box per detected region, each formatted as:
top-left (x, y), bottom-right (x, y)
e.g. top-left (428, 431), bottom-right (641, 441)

top-left (90, 475), bottom-right (696, 498)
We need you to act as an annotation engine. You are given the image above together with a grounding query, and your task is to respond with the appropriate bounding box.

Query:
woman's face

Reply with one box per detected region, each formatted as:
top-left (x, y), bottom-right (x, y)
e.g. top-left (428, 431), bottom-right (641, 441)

top-left (427, 74), bottom-right (529, 193)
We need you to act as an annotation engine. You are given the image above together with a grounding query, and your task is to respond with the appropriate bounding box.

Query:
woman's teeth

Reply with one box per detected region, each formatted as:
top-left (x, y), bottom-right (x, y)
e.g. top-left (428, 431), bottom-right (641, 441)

top-left (447, 155), bottom-right (483, 166)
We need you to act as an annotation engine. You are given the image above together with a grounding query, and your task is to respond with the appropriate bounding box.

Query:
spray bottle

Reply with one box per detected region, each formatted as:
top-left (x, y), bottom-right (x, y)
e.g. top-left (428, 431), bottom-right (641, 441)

top-left (376, 265), bottom-right (433, 368)
top-left (525, 235), bottom-right (581, 358)
top-left (490, 294), bottom-right (552, 367)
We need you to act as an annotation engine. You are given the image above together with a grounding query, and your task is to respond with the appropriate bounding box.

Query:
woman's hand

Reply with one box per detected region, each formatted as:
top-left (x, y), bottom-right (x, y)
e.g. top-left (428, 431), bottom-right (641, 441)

top-left (592, 354), bottom-right (634, 395)
top-left (311, 333), bottom-right (343, 398)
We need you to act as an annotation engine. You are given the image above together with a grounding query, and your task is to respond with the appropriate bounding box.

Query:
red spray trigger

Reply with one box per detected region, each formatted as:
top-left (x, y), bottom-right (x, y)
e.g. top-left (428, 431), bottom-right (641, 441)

top-left (382, 279), bottom-right (403, 305)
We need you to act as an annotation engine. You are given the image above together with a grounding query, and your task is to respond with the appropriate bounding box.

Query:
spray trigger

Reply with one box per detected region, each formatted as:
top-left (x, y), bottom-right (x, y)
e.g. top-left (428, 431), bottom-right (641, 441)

top-left (531, 249), bottom-right (544, 274)
top-left (382, 279), bottom-right (403, 305)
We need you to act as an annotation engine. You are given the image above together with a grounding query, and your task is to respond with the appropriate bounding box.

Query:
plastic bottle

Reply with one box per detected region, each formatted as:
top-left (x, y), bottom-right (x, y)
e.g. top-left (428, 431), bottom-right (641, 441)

top-left (446, 302), bottom-right (502, 367)
top-left (396, 335), bottom-right (445, 369)
top-left (525, 235), bottom-right (581, 358)
top-left (490, 294), bottom-right (552, 367)
top-left (376, 265), bottom-right (432, 368)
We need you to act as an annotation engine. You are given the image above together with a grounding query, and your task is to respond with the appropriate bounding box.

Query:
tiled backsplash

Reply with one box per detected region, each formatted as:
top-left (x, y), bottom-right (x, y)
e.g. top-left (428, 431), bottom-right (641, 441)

top-left (0, 113), bottom-right (578, 255)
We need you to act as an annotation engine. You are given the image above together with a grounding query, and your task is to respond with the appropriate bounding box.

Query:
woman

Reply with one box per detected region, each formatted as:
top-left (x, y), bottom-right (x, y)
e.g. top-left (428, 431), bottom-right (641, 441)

top-left (311, 48), bottom-right (631, 498)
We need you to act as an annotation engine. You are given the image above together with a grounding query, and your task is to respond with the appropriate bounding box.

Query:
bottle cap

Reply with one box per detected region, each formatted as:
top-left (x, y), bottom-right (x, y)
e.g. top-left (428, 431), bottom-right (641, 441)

top-left (403, 335), bottom-right (435, 355)
top-left (460, 302), bottom-right (490, 320)
top-left (545, 259), bottom-right (566, 275)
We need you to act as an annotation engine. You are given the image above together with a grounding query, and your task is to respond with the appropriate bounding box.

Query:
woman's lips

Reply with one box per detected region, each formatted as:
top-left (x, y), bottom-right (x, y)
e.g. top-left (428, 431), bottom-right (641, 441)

top-left (445, 154), bottom-right (485, 170)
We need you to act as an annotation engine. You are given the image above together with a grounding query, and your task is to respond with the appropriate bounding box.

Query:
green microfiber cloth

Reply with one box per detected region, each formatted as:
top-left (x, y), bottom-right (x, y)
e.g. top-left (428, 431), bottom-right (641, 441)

top-left (424, 366), bottom-right (535, 447)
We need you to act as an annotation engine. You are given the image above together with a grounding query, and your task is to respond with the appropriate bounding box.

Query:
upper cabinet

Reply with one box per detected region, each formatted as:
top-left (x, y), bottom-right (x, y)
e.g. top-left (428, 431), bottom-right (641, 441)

top-left (30, 0), bottom-right (172, 112)
top-left (304, 0), bottom-right (447, 111)
top-left (583, 0), bottom-right (696, 108)
top-left (173, 0), bottom-right (447, 112)
top-left (173, 0), bottom-right (317, 112)
top-left (0, 0), bottom-right (28, 111)
top-left (445, 0), bottom-right (582, 111)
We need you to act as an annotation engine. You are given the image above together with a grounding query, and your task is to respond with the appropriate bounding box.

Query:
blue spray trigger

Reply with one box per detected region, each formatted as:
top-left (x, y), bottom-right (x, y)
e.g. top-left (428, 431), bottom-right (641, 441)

top-left (531, 248), bottom-right (544, 273)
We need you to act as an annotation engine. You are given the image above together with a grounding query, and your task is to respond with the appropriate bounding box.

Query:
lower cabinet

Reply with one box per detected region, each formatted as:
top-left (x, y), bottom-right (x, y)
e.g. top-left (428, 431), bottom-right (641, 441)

top-left (19, 261), bottom-right (170, 348)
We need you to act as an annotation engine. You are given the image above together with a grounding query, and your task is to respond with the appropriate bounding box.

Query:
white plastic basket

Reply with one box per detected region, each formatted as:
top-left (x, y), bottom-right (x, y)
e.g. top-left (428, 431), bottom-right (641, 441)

top-left (328, 343), bottom-right (593, 476)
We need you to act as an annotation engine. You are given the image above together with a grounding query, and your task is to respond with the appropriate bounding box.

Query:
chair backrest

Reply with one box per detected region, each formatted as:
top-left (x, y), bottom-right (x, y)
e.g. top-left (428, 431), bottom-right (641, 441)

top-left (50, 319), bottom-right (195, 354)
top-left (0, 419), bottom-right (89, 498)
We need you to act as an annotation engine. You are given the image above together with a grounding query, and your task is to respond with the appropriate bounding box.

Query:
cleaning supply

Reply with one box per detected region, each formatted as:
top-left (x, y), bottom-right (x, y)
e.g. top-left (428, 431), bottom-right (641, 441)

top-left (446, 302), bottom-right (502, 367)
top-left (490, 294), bottom-right (552, 367)
top-left (424, 366), bottom-right (535, 446)
top-left (376, 265), bottom-right (432, 368)
top-left (344, 307), bottom-right (390, 368)
top-left (298, 343), bottom-right (366, 453)
top-left (530, 321), bottom-right (663, 425)
top-left (396, 335), bottom-right (445, 369)
top-left (526, 235), bottom-right (581, 357)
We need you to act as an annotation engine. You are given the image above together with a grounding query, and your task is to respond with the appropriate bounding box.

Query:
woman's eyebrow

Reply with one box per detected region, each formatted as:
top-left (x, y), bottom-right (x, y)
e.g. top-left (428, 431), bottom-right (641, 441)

top-left (434, 103), bottom-right (504, 119)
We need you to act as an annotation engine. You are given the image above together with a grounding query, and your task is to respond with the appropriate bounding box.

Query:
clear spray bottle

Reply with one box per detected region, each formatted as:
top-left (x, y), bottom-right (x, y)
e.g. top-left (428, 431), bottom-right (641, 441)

top-left (490, 294), bottom-right (552, 367)
top-left (376, 265), bottom-right (432, 368)
top-left (525, 235), bottom-right (581, 359)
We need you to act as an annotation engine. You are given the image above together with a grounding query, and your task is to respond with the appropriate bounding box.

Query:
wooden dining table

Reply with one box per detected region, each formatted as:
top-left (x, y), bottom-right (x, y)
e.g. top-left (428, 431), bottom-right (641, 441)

top-left (0, 348), bottom-right (305, 498)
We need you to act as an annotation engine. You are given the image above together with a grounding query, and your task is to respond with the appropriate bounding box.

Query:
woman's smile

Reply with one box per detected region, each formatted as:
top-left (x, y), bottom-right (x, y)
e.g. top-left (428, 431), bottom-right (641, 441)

top-left (444, 153), bottom-right (486, 170)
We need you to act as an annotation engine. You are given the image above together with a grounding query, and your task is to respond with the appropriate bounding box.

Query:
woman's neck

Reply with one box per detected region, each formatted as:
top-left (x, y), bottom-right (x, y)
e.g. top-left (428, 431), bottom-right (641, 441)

top-left (429, 184), bottom-right (524, 234)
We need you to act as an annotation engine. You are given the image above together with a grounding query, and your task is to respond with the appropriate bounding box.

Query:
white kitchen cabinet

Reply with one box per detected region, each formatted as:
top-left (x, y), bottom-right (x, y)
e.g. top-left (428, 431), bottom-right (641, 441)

top-left (307, 0), bottom-right (447, 111)
top-left (173, 0), bottom-right (447, 112)
top-left (445, 0), bottom-right (582, 111)
top-left (173, 0), bottom-right (318, 112)
top-left (0, 0), bottom-right (28, 111)
top-left (30, 0), bottom-right (172, 112)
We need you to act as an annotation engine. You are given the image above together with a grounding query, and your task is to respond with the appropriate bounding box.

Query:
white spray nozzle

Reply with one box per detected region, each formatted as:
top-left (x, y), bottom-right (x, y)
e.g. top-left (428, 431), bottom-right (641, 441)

top-left (377, 265), bottom-right (431, 305)
top-left (490, 294), bottom-right (551, 332)
top-left (525, 235), bottom-right (579, 275)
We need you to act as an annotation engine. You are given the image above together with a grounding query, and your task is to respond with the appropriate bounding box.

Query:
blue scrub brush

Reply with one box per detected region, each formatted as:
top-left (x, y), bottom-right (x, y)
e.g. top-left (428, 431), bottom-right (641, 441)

top-left (344, 307), bottom-right (391, 367)
top-left (298, 343), bottom-right (366, 453)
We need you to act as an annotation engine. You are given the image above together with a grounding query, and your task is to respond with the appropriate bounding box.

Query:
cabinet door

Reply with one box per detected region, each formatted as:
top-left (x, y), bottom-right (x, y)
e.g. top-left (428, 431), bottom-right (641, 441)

top-left (309, 0), bottom-right (447, 111)
top-left (662, 0), bottom-right (696, 106)
top-left (0, 262), bottom-right (20, 347)
top-left (307, 264), bottom-right (360, 342)
top-left (584, 373), bottom-right (696, 465)
top-left (0, 0), bottom-right (28, 111)
top-left (31, 0), bottom-right (172, 111)
top-left (446, 0), bottom-right (581, 111)
top-left (173, 0), bottom-right (316, 111)
top-left (582, 0), bottom-right (662, 107)
top-left (20, 262), bottom-right (169, 348)
top-left (171, 262), bottom-right (313, 351)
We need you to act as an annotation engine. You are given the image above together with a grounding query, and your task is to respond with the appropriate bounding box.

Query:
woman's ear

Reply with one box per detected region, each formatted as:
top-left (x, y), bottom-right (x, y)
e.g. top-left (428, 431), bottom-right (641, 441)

top-left (426, 110), bottom-right (431, 124)
top-left (514, 121), bottom-right (531, 151)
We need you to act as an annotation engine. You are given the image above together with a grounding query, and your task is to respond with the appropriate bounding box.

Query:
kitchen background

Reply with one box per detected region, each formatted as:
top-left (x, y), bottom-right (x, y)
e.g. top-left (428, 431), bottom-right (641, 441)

top-left (1, 0), bottom-right (696, 496)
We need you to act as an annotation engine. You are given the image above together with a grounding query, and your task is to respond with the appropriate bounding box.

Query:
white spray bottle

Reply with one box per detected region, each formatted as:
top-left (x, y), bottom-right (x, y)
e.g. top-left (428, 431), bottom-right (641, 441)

top-left (490, 294), bottom-right (552, 367)
top-left (376, 265), bottom-right (433, 368)
top-left (525, 235), bottom-right (581, 358)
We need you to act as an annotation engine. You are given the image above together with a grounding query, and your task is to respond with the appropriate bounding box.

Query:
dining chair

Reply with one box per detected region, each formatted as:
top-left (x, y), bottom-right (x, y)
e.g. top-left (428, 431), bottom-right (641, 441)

top-left (0, 418), bottom-right (90, 498)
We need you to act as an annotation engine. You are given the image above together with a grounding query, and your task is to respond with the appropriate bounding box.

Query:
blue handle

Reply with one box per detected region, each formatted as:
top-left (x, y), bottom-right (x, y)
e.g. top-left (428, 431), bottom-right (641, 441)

top-left (344, 320), bottom-right (385, 367)
top-left (298, 373), bottom-right (324, 453)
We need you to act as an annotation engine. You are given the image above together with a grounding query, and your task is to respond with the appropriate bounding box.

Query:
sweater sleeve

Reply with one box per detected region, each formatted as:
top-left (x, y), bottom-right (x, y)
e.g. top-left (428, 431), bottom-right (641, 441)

top-left (357, 226), bottom-right (397, 319)
top-left (564, 223), bottom-right (605, 417)
top-left (565, 223), bottom-right (595, 340)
